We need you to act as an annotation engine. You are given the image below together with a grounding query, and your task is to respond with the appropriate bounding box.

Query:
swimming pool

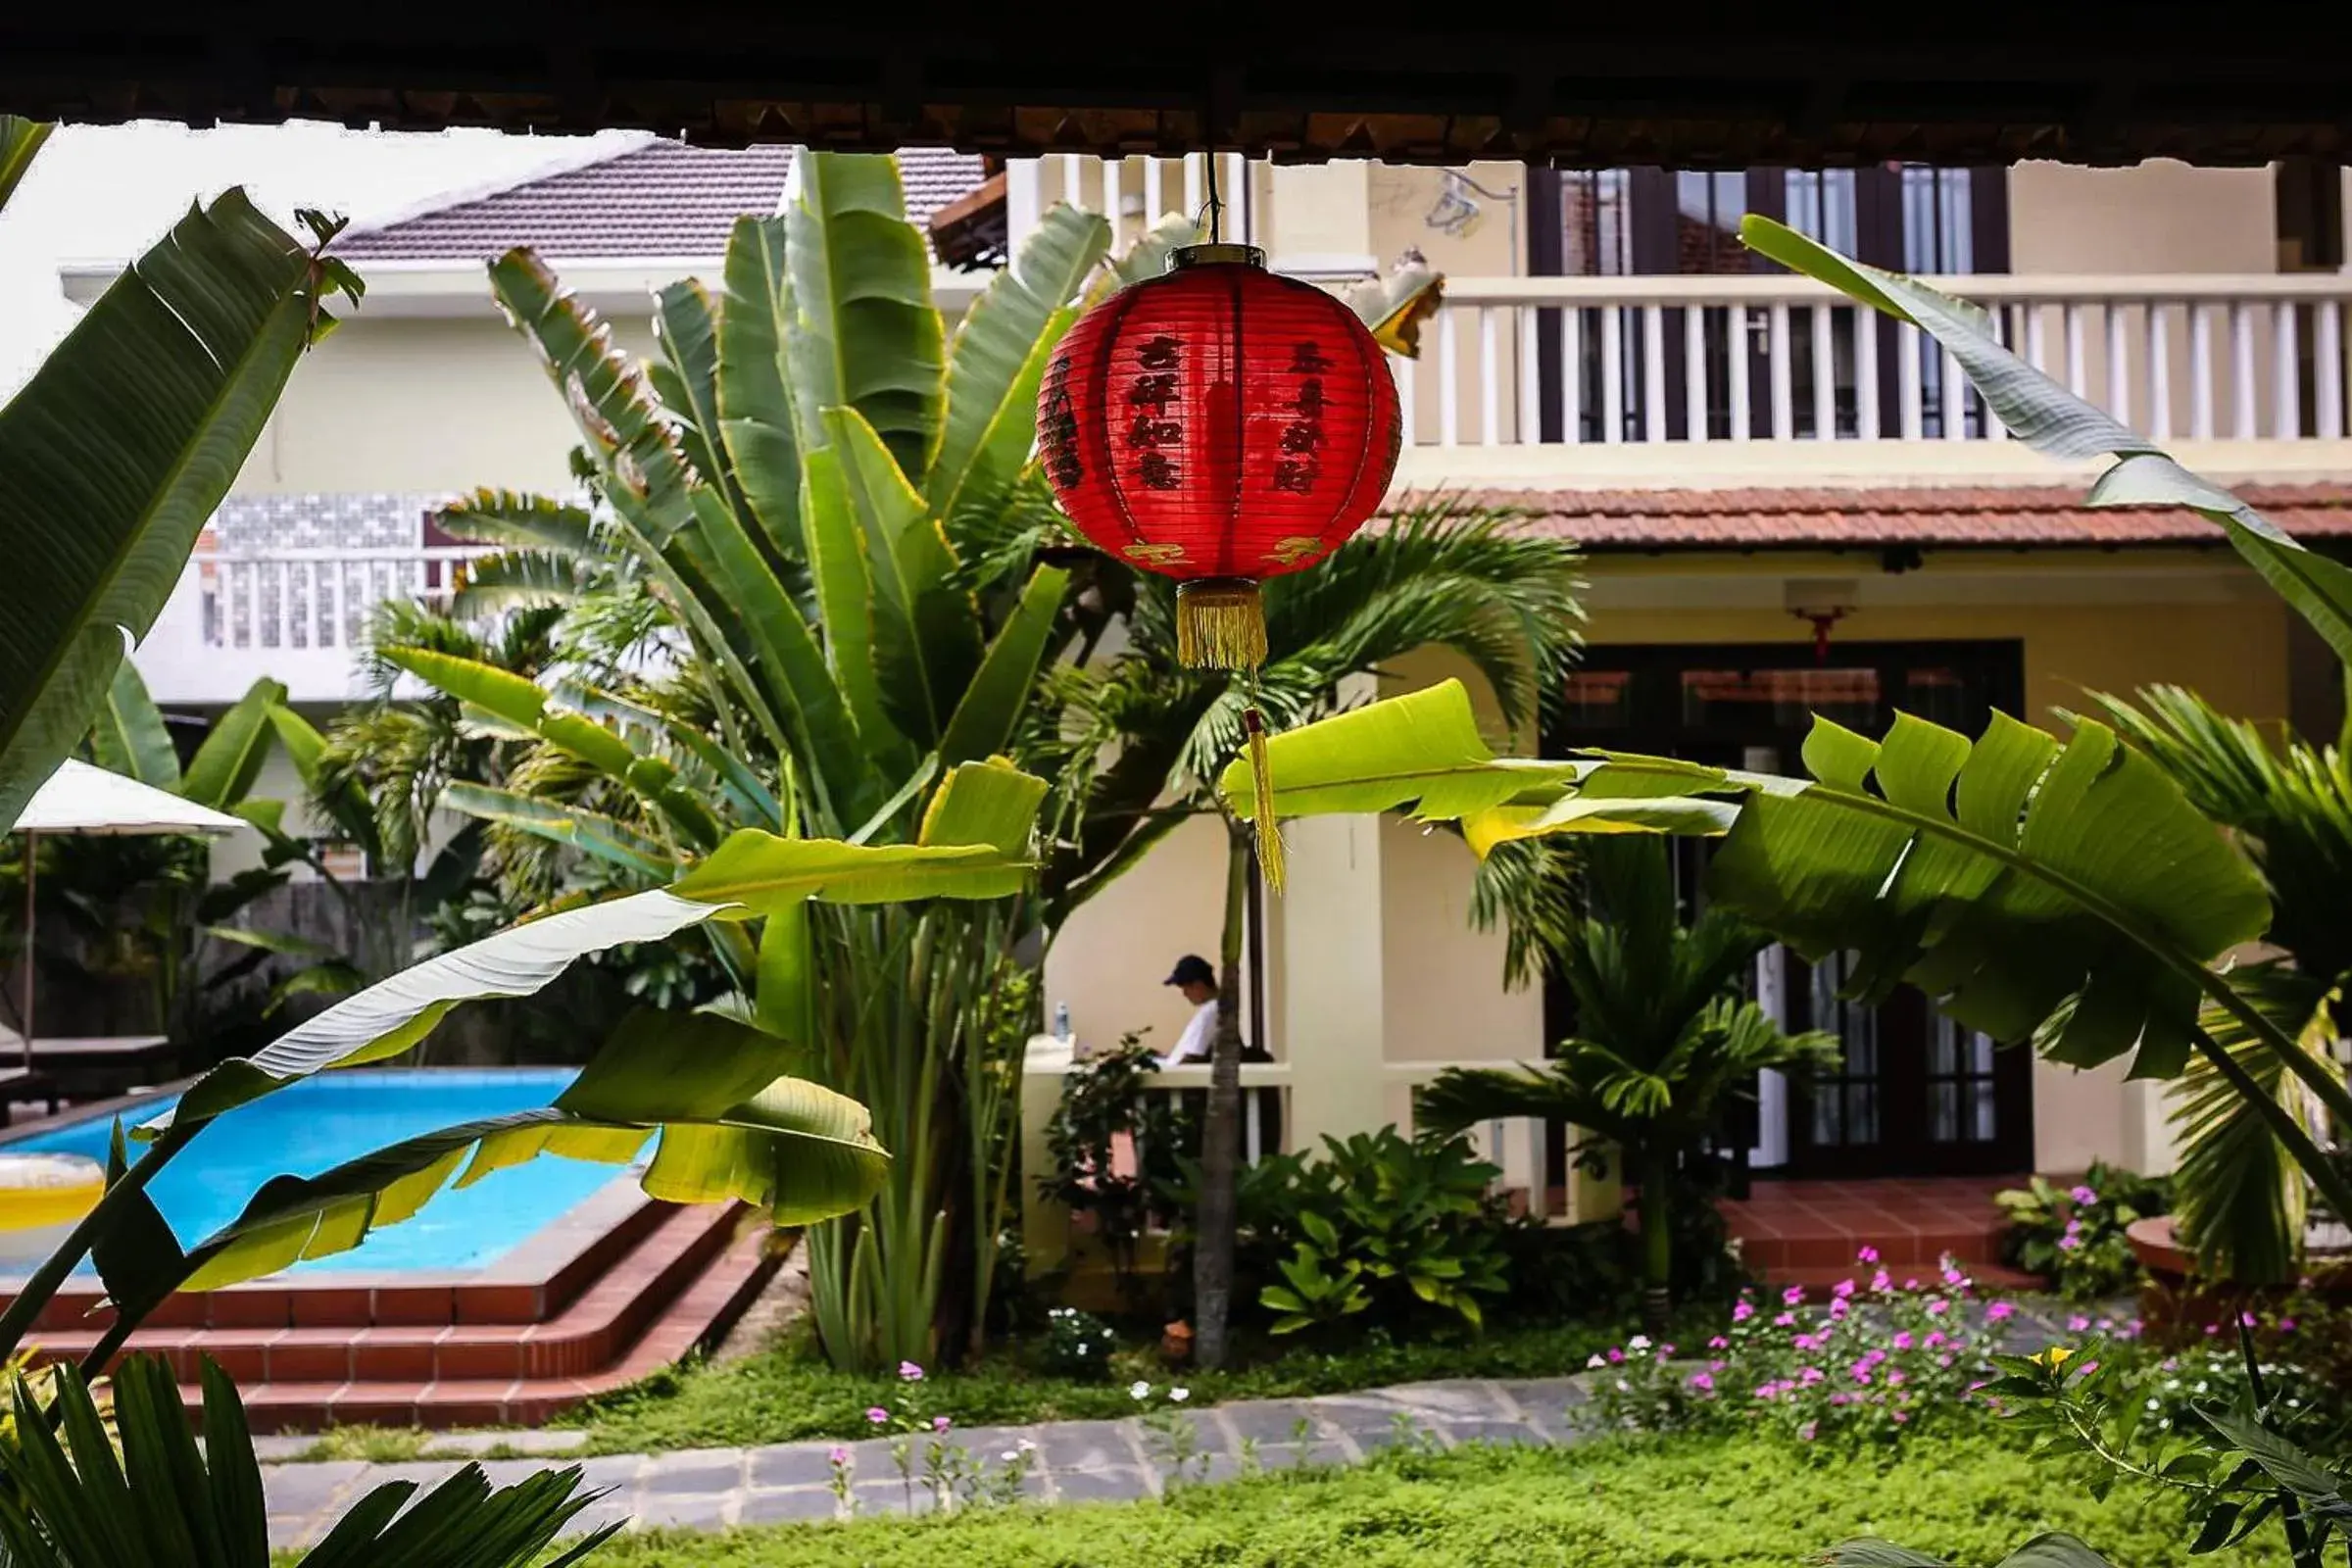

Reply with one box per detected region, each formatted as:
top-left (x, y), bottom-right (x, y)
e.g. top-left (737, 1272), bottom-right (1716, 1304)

top-left (4, 1069), bottom-right (630, 1275)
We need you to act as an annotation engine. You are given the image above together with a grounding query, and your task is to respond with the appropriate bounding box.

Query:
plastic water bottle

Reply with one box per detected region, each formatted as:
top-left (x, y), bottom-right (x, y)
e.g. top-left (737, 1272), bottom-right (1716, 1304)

top-left (1052, 1001), bottom-right (1072, 1043)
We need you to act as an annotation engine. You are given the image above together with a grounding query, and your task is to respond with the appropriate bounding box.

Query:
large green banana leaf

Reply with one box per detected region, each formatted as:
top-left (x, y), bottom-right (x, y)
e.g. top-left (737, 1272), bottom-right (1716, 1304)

top-left (432, 488), bottom-right (607, 555)
top-left (826, 407), bottom-right (980, 745)
top-left (926, 203), bottom-right (1111, 524)
top-left (1703, 709), bottom-right (2270, 1078)
top-left (89, 662), bottom-right (182, 790)
top-left (563, 683), bottom-right (785, 832)
top-left (1, 189), bottom-right (350, 834)
top-left (179, 677), bottom-right (287, 809)
top-left (786, 152), bottom-right (946, 478)
top-left (714, 215), bottom-right (804, 560)
top-left (1214, 677), bottom-right (1738, 829)
top-left (650, 276), bottom-right (756, 534)
top-left (1744, 215), bottom-right (2352, 665)
top-left (154, 888), bottom-right (729, 1129)
top-left (936, 564), bottom-right (1071, 768)
top-left (798, 443), bottom-right (899, 755)
top-left (172, 1021), bottom-right (885, 1292)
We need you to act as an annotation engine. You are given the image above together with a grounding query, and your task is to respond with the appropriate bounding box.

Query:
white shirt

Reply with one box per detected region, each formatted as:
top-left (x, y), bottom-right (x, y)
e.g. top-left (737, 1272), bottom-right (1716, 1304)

top-left (1155, 1000), bottom-right (1218, 1070)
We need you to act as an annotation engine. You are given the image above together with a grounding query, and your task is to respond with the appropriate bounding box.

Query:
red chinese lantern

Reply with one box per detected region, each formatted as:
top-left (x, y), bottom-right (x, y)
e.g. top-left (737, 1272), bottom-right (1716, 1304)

top-left (1038, 241), bottom-right (1402, 886)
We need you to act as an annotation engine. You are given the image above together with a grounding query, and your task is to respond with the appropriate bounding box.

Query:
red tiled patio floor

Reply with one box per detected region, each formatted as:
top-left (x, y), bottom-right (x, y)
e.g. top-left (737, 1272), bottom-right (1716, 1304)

top-left (1711, 1176), bottom-right (2039, 1295)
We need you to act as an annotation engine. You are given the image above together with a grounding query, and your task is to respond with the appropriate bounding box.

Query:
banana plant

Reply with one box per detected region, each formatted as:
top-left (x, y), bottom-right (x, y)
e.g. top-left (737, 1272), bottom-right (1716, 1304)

top-left (1211, 221), bottom-right (2352, 1245)
top-left (0, 127), bottom-right (360, 835)
top-left (385, 154), bottom-right (1114, 1368)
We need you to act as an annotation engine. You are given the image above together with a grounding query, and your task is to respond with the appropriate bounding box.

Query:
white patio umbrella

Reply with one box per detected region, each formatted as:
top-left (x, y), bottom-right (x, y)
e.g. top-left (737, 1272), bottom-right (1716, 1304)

top-left (10, 760), bottom-right (248, 1073)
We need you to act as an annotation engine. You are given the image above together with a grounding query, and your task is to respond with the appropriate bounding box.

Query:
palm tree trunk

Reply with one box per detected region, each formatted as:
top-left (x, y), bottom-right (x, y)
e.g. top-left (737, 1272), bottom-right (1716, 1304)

top-left (1192, 820), bottom-right (1250, 1370)
top-left (1639, 1145), bottom-right (1674, 1335)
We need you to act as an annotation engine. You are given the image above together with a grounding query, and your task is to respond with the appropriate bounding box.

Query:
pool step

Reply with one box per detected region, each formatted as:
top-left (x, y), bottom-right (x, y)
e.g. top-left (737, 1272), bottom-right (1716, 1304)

top-left (23, 1182), bottom-right (675, 1335)
top-left (23, 1200), bottom-right (779, 1430)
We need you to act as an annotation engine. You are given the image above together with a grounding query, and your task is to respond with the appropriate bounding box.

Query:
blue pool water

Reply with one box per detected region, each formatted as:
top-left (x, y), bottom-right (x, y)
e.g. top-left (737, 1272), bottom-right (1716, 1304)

top-left (5, 1069), bottom-right (629, 1275)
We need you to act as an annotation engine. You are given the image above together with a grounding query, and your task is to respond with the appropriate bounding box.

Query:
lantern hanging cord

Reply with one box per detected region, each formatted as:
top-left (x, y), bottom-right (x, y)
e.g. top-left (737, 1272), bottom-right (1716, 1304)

top-left (1200, 148), bottom-right (1222, 241)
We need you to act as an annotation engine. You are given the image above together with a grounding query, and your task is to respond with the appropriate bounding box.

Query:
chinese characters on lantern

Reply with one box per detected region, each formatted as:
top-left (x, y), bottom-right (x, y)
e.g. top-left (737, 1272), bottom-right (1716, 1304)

top-left (1273, 340), bottom-right (1331, 495)
top-left (1127, 334), bottom-right (1185, 491)
top-left (1039, 353), bottom-right (1083, 489)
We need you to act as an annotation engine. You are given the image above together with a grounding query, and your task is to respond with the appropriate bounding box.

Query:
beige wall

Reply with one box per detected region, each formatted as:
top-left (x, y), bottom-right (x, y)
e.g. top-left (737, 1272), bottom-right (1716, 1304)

top-left (231, 313), bottom-right (661, 497)
top-left (1041, 812), bottom-right (1231, 1060)
top-left (2009, 161), bottom-right (2276, 275)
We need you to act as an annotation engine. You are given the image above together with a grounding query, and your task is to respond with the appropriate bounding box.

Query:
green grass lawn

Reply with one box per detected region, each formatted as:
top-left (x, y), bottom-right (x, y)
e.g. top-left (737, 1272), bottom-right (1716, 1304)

top-left (584, 1429), bottom-right (2274, 1568)
top-left (555, 1318), bottom-right (1654, 1455)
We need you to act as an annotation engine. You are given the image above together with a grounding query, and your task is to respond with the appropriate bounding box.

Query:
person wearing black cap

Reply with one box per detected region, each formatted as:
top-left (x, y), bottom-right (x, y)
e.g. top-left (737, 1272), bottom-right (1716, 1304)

top-left (1155, 954), bottom-right (1219, 1070)
top-left (1154, 953), bottom-right (1281, 1157)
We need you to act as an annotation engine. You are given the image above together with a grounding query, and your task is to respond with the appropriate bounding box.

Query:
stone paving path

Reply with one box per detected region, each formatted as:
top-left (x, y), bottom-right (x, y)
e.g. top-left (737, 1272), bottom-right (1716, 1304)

top-left (259, 1298), bottom-right (2091, 1551)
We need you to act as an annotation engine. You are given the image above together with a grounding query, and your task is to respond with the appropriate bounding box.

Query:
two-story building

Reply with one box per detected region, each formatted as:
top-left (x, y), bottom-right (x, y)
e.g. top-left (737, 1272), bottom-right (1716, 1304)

top-left (80, 136), bottom-right (2352, 1200)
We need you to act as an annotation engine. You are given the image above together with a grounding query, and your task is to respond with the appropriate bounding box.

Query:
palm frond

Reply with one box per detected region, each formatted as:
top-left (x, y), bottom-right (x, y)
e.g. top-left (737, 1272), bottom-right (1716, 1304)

top-left (2170, 960), bottom-right (2329, 1284)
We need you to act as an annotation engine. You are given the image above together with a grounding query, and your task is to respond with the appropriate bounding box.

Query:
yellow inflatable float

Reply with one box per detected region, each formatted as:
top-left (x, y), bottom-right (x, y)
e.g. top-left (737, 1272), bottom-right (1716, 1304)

top-left (0, 1153), bottom-right (104, 1268)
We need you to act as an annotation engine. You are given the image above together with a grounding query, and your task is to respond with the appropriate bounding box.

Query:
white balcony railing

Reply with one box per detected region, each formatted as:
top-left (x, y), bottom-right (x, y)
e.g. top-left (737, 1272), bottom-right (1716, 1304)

top-left (1396, 273), bottom-right (2352, 458)
top-left (136, 547), bottom-right (488, 706)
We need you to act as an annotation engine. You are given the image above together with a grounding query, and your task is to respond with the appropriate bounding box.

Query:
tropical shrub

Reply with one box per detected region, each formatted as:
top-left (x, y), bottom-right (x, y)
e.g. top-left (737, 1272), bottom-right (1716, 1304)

top-left (1998, 1162), bottom-right (2173, 1299)
top-left (1580, 1251), bottom-right (2018, 1450)
top-left (1214, 1129), bottom-right (1512, 1336)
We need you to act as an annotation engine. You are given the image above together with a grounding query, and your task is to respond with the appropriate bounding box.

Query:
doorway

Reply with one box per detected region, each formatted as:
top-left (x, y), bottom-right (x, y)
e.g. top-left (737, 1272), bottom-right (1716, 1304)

top-left (1541, 639), bottom-right (2035, 1179)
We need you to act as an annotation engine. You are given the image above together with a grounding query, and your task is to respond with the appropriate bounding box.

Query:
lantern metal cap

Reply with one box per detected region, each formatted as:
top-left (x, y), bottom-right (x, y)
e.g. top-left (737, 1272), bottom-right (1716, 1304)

top-left (1170, 242), bottom-right (1267, 270)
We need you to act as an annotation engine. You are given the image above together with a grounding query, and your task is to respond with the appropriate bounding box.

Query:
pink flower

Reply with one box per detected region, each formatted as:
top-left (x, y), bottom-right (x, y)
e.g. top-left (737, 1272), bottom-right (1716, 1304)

top-left (1832, 1279), bottom-right (1856, 1299)
top-left (2240, 1310), bottom-right (2258, 1328)
top-left (2204, 1323), bottom-right (2221, 1337)
top-left (1940, 1264), bottom-right (1966, 1287)
top-left (1689, 1371), bottom-right (1715, 1392)
top-left (1925, 1298), bottom-right (1950, 1317)
top-left (2076, 1360), bottom-right (2099, 1376)
top-left (933, 1415), bottom-right (953, 1432)
top-left (1774, 1312), bottom-right (1797, 1327)
top-left (1829, 1298), bottom-right (1851, 1321)
top-left (1936, 1353), bottom-right (1953, 1367)
top-left (1886, 1369), bottom-right (1906, 1387)
top-left (1733, 1301), bottom-right (1755, 1323)
top-left (828, 1445), bottom-right (851, 1466)
top-left (1903, 1278), bottom-right (1919, 1292)
top-left (2279, 1317), bottom-right (2298, 1333)
top-left (1783, 1286), bottom-right (1807, 1306)
top-left (1708, 1336), bottom-right (1730, 1350)
top-left (1856, 1246), bottom-right (1881, 1264)
top-left (1607, 1348), bottom-right (1624, 1363)
top-left (1829, 1392), bottom-right (1851, 1406)
top-left (1799, 1366), bottom-right (1826, 1385)
top-left (1796, 1420), bottom-right (1818, 1442)
top-left (1985, 1300), bottom-right (2015, 1321)
top-left (1870, 1269), bottom-right (1892, 1294)
top-left (2068, 1314), bottom-right (2091, 1333)
top-left (1755, 1383), bottom-right (1782, 1400)
top-left (1924, 1331), bottom-right (1945, 1348)
top-left (866, 1406), bottom-right (890, 1424)
top-left (2069, 1184), bottom-right (2098, 1205)
top-left (2057, 1234), bottom-right (2082, 1251)
top-left (899, 1361), bottom-right (925, 1382)
top-left (1849, 1361), bottom-right (1874, 1383)
top-left (1710, 1360), bottom-right (1726, 1372)
top-left (1892, 1332), bottom-right (1914, 1350)
top-left (1890, 1409), bottom-right (1911, 1424)
top-left (1659, 1343), bottom-right (1678, 1357)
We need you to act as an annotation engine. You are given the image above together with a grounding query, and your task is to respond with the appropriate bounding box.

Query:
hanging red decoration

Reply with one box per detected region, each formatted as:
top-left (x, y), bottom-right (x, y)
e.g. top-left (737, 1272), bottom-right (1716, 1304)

top-left (1038, 241), bottom-right (1402, 888)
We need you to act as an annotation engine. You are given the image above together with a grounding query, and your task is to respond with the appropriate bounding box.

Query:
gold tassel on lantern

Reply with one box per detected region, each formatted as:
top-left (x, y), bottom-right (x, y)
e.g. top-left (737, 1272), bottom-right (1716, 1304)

top-left (1176, 580), bottom-right (1285, 892)
top-left (1175, 579), bottom-right (1268, 671)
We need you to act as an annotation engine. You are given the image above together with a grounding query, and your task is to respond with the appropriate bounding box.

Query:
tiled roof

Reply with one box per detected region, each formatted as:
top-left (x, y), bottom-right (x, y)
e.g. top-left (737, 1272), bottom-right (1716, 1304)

top-left (1468, 484), bottom-right (2352, 552)
top-left (338, 140), bottom-right (987, 263)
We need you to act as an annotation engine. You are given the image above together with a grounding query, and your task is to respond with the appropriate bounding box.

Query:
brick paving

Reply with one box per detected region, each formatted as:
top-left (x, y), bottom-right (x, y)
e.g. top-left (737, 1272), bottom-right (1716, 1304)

top-left (259, 1297), bottom-right (2092, 1551)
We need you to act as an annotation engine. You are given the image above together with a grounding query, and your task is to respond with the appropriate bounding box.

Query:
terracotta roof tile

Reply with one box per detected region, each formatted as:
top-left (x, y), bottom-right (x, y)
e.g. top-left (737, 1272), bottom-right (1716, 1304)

top-left (1453, 483), bottom-right (2352, 552)
top-left (339, 140), bottom-right (986, 263)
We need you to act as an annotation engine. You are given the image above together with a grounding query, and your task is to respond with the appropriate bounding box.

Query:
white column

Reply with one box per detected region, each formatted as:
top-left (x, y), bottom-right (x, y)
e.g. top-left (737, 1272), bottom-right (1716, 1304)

top-left (1281, 677), bottom-right (1390, 1152)
top-left (1004, 160), bottom-right (1044, 258)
